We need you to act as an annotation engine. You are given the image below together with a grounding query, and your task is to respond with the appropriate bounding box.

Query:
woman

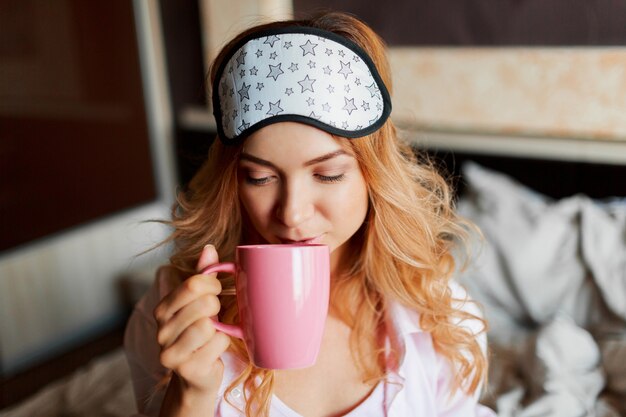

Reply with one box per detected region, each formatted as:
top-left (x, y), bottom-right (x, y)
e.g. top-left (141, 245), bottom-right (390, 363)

top-left (125, 11), bottom-right (495, 417)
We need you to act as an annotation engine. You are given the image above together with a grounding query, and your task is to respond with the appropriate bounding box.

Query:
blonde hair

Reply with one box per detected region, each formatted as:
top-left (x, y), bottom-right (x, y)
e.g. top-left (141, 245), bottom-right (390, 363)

top-left (162, 11), bottom-right (487, 416)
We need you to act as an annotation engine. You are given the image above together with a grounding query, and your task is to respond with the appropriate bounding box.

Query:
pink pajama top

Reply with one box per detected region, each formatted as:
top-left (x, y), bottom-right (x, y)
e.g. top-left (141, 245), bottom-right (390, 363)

top-left (124, 266), bottom-right (496, 416)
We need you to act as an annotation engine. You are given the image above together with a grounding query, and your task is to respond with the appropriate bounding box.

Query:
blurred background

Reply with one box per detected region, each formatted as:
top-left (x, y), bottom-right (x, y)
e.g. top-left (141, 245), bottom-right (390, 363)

top-left (1, 0), bottom-right (625, 415)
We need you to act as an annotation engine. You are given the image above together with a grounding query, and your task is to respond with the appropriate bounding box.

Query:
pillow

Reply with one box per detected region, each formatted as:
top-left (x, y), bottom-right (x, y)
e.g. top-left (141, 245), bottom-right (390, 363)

top-left (456, 162), bottom-right (585, 333)
top-left (455, 162), bottom-right (626, 340)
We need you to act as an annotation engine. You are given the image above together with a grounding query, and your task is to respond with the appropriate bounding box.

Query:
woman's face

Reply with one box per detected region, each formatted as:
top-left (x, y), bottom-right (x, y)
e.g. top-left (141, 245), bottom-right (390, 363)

top-left (237, 122), bottom-right (369, 269)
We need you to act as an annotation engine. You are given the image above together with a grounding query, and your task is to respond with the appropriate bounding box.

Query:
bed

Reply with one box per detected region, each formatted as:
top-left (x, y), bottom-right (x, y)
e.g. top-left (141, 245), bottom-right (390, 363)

top-left (2, 151), bottom-right (625, 417)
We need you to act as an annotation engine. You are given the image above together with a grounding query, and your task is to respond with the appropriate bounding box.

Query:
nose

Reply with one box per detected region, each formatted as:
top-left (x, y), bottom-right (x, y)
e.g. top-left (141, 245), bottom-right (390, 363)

top-left (274, 179), bottom-right (315, 228)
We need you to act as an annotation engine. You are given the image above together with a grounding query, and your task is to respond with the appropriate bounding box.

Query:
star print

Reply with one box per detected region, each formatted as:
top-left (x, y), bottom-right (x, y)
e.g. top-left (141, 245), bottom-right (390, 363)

top-left (309, 111), bottom-right (321, 120)
top-left (323, 66), bottom-right (332, 75)
top-left (338, 50), bottom-right (345, 57)
top-left (298, 75), bottom-right (316, 93)
top-left (338, 61), bottom-right (353, 80)
top-left (325, 48), bottom-right (333, 56)
top-left (255, 49), bottom-right (263, 58)
top-left (266, 100), bottom-right (283, 116)
top-left (300, 39), bottom-right (317, 56)
top-left (361, 101), bottom-right (370, 111)
top-left (376, 102), bottom-right (382, 110)
top-left (342, 97), bottom-right (357, 115)
top-left (270, 52), bottom-right (277, 60)
top-left (239, 69), bottom-right (245, 77)
top-left (306, 97), bottom-right (315, 106)
top-left (285, 88), bottom-right (293, 96)
top-left (243, 104), bottom-right (250, 112)
top-left (229, 88), bottom-right (234, 97)
top-left (237, 82), bottom-right (250, 101)
top-left (369, 117), bottom-right (378, 125)
top-left (238, 119), bottom-right (250, 132)
top-left (284, 41), bottom-right (292, 49)
top-left (327, 85), bottom-right (335, 93)
top-left (322, 103), bottom-right (331, 112)
top-left (256, 82), bottom-right (264, 91)
top-left (236, 51), bottom-right (247, 67)
top-left (329, 121), bottom-right (336, 127)
top-left (366, 82), bottom-right (378, 97)
top-left (289, 63), bottom-right (298, 72)
top-left (267, 63), bottom-right (284, 81)
top-left (228, 66), bottom-right (233, 74)
top-left (355, 78), bottom-right (361, 86)
top-left (344, 84), bottom-right (351, 93)
top-left (342, 121), bottom-right (349, 129)
top-left (264, 35), bottom-right (280, 47)
top-left (353, 55), bottom-right (360, 62)
top-left (308, 60), bottom-right (316, 69)
top-left (249, 66), bottom-right (258, 76)
top-left (255, 101), bottom-right (263, 110)
top-left (356, 125), bottom-right (362, 129)
top-left (221, 81), bottom-right (228, 96)
top-left (232, 109), bottom-right (238, 119)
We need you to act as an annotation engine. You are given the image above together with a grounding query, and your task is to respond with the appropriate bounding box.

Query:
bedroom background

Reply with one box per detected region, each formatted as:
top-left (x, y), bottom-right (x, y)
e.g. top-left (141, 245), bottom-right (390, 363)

top-left (1, 0), bottom-right (625, 415)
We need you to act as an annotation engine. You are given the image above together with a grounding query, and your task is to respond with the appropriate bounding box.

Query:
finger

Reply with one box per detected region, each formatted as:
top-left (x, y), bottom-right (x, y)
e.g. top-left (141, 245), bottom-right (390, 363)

top-left (159, 317), bottom-right (217, 370)
top-left (157, 294), bottom-right (221, 348)
top-left (153, 274), bottom-right (222, 326)
top-left (197, 244), bottom-right (219, 273)
top-left (177, 332), bottom-right (231, 382)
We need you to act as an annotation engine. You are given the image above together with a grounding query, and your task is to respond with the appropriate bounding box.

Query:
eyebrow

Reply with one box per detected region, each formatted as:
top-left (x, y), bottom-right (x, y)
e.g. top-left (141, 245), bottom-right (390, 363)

top-left (239, 150), bottom-right (350, 168)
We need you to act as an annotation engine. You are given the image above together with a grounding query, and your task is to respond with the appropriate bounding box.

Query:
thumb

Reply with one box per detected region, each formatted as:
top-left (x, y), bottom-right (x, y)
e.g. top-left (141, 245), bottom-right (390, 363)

top-left (197, 244), bottom-right (219, 273)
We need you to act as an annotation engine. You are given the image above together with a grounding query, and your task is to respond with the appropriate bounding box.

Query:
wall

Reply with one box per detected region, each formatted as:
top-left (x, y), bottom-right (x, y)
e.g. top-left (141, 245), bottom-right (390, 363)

top-left (390, 47), bottom-right (626, 140)
top-left (0, 0), bottom-right (176, 376)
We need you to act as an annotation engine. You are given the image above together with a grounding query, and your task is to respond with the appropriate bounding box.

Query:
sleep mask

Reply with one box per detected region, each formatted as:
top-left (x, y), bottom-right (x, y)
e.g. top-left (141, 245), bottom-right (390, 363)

top-left (212, 26), bottom-right (392, 144)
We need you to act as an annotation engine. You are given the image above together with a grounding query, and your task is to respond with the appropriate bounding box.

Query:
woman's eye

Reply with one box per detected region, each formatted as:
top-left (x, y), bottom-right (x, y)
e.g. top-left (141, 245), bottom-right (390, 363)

top-left (315, 173), bottom-right (345, 183)
top-left (245, 175), bottom-right (272, 185)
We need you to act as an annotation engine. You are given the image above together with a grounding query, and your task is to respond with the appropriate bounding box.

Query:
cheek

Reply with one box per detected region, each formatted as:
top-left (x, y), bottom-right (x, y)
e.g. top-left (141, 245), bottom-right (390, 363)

top-left (349, 182), bottom-right (369, 221)
top-left (325, 177), bottom-right (369, 222)
top-left (238, 188), bottom-right (273, 227)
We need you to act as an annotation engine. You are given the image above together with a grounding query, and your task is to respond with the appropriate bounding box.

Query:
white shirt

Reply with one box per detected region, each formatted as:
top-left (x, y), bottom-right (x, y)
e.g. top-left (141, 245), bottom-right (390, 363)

top-left (124, 266), bottom-right (496, 416)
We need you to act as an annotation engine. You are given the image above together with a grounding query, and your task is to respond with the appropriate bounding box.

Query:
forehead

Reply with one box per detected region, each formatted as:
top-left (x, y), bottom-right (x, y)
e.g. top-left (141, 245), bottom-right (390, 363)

top-left (241, 122), bottom-right (349, 162)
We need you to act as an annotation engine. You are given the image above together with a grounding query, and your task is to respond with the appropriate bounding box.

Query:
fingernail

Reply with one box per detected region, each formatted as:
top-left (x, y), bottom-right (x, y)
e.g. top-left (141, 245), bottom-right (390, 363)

top-left (204, 244), bottom-right (215, 250)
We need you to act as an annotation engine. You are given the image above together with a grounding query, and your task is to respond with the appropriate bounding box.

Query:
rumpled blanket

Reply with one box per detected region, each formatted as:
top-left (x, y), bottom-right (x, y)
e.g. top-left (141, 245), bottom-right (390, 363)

top-left (0, 349), bottom-right (135, 417)
top-left (456, 162), bottom-right (626, 417)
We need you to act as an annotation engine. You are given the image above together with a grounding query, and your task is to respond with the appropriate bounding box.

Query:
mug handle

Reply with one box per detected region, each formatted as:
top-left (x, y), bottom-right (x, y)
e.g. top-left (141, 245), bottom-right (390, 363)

top-left (200, 262), bottom-right (244, 340)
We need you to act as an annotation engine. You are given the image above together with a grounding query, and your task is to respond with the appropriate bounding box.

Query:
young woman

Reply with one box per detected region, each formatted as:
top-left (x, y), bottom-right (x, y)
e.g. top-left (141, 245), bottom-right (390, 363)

top-left (125, 11), bottom-right (495, 417)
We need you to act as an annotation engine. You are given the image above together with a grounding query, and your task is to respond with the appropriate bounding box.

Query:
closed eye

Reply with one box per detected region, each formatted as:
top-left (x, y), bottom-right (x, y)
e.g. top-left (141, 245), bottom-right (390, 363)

top-left (245, 176), bottom-right (273, 185)
top-left (315, 173), bottom-right (345, 183)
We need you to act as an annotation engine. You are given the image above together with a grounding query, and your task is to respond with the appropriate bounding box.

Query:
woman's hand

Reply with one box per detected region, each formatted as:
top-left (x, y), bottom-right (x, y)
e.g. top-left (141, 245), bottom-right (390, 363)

top-left (154, 244), bottom-right (231, 397)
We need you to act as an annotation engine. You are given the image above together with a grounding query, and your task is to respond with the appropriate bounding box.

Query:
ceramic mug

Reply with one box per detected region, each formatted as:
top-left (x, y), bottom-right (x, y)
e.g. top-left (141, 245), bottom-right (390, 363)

top-left (201, 244), bottom-right (330, 369)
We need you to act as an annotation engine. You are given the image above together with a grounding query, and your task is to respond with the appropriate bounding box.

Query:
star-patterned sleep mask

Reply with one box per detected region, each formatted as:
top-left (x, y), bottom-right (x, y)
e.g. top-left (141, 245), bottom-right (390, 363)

top-left (212, 26), bottom-right (392, 144)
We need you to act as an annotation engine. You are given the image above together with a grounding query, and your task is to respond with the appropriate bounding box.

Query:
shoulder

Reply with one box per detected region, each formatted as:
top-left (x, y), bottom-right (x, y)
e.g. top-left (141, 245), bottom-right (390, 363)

top-left (389, 279), bottom-right (488, 376)
top-left (125, 265), bottom-right (184, 353)
top-left (124, 265), bottom-right (184, 415)
top-left (448, 280), bottom-right (488, 355)
top-left (389, 280), bottom-right (485, 339)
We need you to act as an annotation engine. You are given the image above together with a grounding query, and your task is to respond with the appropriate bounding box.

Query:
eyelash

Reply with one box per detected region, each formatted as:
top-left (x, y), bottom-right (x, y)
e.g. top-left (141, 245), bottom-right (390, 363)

top-left (244, 173), bottom-right (345, 185)
top-left (245, 177), bottom-right (272, 185)
top-left (315, 173), bottom-right (345, 183)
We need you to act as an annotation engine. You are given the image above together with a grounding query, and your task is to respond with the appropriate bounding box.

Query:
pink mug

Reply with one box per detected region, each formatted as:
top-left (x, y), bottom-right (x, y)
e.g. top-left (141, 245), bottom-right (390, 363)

top-left (201, 244), bottom-right (330, 369)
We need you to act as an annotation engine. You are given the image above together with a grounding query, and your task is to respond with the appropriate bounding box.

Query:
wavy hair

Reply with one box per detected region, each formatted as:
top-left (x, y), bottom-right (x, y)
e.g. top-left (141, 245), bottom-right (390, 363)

top-left (161, 11), bottom-right (487, 417)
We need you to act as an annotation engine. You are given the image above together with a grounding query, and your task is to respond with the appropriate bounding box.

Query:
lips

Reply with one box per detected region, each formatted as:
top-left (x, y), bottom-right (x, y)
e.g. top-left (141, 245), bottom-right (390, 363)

top-left (278, 234), bottom-right (324, 244)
